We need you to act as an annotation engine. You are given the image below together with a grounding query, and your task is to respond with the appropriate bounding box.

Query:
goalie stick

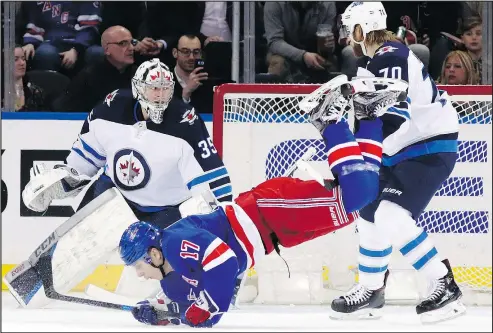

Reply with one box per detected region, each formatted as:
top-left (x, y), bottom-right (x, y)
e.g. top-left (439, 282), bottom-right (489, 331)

top-left (5, 188), bottom-right (179, 320)
top-left (34, 253), bottom-right (179, 321)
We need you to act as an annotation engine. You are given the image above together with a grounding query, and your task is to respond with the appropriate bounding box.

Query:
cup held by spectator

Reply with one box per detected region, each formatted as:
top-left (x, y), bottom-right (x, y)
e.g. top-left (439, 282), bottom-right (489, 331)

top-left (316, 24), bottom-right (335, 59)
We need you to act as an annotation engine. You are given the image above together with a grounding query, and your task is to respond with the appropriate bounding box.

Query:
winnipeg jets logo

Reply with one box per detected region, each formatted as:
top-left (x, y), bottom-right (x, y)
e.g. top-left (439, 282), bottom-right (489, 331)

top-left (119, 152), bottom-right (141, 184)
top-left (375, 46), bottom-right (398, 56)
top-left (113, 149), bottom-right (151, 191)
top-left (181, 108), bottom-right (198, 125)
top-left (105, 89), bottom-right (119, 107)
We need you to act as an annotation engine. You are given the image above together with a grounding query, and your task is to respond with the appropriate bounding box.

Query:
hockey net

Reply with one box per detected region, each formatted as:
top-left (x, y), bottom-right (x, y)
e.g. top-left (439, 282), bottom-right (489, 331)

top-left (213, 84), bottom-right (492, 305)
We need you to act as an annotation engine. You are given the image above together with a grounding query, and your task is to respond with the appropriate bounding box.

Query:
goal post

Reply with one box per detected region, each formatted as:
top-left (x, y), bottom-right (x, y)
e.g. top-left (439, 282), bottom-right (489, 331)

top-left (213, 84), bottom-right (492, 305)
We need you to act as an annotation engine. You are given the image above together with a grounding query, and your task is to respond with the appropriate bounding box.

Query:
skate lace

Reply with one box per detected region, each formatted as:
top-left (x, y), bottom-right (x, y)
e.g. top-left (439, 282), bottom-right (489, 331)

top-left (343, 285), bottom-right (372, 305)
top-left (424, 278), bottom-right (446, 302)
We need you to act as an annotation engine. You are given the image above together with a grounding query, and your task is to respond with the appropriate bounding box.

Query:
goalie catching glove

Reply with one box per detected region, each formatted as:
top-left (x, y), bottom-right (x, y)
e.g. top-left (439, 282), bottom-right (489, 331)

top-left (22, 164), bottom-right (91, 212)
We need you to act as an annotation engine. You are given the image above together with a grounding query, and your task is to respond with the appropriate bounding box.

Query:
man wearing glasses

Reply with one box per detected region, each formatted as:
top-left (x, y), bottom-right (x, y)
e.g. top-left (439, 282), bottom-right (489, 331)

top-left (171, 34), bottom-right (233, 114)
top-left (172, 35), bottom-right (209, 105)
top-left (53, 26), bottom-right (147, 112)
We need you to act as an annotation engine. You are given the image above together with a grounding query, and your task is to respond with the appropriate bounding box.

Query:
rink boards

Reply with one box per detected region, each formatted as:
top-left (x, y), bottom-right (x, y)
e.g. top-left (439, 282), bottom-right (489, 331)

top-left (1, 111), bottom-right (491, 292)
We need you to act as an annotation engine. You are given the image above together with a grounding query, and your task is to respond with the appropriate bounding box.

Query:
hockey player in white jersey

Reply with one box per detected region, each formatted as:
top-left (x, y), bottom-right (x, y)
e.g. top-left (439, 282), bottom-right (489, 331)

top-left (15, 58), bottom-right (232, 308)
top-left (22, 58), bottom-right (232, 227)
top-left (330, 2), bottom-right (465, 323)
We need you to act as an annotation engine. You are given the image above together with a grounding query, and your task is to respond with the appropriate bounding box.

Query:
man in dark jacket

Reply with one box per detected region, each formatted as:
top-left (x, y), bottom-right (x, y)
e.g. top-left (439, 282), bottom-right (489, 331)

top-left (52, 26), bottom-right (144, 112)
top-left (171, 34), bottom-right (233, 114)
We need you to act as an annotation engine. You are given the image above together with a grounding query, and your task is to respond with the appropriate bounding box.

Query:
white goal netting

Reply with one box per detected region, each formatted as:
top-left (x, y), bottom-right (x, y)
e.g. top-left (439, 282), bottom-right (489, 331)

top-left (214, 84), bottom-right (492, 305)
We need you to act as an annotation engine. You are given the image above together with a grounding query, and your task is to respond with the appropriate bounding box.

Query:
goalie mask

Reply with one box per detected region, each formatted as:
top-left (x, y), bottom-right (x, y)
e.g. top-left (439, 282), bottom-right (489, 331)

top-left (341, 2), bottom-right (387, 56)
top-left (132, 58), bottom-right (174, 124)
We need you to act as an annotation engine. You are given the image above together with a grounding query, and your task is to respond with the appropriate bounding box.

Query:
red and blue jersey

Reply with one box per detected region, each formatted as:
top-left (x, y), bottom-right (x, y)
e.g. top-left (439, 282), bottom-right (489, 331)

top-left (22, 2), bottom-right (102, 50)
top-left (158, 204), bottom-right (264, 327)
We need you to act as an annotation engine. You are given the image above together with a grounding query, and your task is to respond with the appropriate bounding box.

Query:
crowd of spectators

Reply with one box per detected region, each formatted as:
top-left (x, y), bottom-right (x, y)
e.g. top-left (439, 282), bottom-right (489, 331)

top-left (1, 1), bottom-right (487, 114)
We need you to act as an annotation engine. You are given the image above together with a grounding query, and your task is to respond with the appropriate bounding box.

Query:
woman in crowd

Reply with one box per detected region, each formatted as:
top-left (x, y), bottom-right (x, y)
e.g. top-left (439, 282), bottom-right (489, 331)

top-left (437, 50), bottom-right (480, 116)
top-left (437, 50), bottom-right (479, 85)
top-left (14, 45), bottom-right (46, 111)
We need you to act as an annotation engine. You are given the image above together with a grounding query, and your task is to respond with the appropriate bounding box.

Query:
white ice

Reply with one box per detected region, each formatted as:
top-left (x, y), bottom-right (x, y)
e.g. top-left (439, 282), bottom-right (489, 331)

top-left (2, 293), bottom-right (491, 332)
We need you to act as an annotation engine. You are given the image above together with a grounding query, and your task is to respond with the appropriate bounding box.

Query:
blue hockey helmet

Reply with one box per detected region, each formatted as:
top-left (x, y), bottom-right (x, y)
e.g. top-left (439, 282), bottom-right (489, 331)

top-left (119, 221), bottom-right (162, 266)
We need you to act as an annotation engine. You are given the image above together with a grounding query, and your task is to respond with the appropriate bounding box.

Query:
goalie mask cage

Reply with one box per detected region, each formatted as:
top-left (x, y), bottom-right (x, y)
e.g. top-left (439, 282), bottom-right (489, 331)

top-left (213, 84), bottom-right (492, 306)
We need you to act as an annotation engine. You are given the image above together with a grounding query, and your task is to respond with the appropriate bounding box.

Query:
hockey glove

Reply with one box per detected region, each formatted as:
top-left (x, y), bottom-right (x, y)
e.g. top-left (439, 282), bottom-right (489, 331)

top-left (132, 299), bottom-right (181, 326)
top-left (185, 290), bottom-right (219, 326)
top-left (22, 163), bottom-right (90, 212)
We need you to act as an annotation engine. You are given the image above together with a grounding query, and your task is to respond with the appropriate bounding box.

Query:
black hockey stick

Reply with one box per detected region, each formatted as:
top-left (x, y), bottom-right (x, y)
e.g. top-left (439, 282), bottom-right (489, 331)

top-left (34, 254), bottom-right (179, 321)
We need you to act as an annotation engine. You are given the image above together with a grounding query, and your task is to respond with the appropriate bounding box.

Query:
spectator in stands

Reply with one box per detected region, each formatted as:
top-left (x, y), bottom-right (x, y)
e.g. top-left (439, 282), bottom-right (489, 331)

top-left (14, 45), bottom-right (46, 111)
top-left (16, 2), bottom-right (102, 74)
top-left (171, 34), bottom-right (217, 114)
top-left (427, 2), bottom-right (477, 80)
top-left (139, 2), bottom-right (226, 66)
top-left (437, 50), bottom-right (479, 85)
top-left (52, 26), bottom-right (140, 112)
top-left (460, 16), bottom-right (482, 83)
top-left (88, 1), bottom-right (161, 64)
top-left (380, 2), bottom-right (455, 72)
top-left (263, 2), bottom-right (338, 84)
top-left (437, 50), bottom-right (482, 115)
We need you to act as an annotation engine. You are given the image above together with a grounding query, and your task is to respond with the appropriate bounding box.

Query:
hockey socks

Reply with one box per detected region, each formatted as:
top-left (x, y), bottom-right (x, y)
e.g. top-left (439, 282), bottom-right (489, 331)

top-left (356, 217), bottom-right (393, 290)
top-left (375, 201), bottom-right (448, 281)
top-left (354, 118), bottom-right (383, 171)
top-left (322, 122), bottom-right (378, 212)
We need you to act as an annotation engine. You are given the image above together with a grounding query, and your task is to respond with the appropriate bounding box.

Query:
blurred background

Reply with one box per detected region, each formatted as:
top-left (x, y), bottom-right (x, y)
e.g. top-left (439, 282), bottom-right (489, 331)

top-left (1, 1), bottom-right (491, 113)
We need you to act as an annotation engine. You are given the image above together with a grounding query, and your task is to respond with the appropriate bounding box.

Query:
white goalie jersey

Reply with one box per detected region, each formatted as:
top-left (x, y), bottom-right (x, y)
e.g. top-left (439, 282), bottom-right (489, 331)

top-left (66, 89), bottom-right (233, 208)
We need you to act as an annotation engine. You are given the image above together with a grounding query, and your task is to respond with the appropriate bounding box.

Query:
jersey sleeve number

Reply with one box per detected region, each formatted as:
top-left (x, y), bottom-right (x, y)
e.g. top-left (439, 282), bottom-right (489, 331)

top-left (379, 67), bottom-right (402, 80)
top-left (198, 137), bottom-right (217, 159)
top-left (180, 240), bottom-right (200, 260)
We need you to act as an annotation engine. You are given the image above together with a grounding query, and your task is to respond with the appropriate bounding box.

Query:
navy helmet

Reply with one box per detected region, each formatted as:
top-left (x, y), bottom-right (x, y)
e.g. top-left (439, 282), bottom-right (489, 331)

top-left (119, 221), bottom-right (161, 266)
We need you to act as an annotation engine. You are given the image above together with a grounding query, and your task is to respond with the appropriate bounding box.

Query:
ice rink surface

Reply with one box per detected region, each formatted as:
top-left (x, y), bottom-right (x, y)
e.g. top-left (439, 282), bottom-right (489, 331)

top-left (2, 293), bottom-right (491, 332)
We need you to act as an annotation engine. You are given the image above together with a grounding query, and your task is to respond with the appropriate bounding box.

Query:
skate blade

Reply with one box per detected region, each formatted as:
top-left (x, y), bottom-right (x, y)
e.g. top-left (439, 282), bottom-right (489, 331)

top-left (330, 307), bottom-right (383, 320)
top-left (420, 300), bottom-right (467, 324)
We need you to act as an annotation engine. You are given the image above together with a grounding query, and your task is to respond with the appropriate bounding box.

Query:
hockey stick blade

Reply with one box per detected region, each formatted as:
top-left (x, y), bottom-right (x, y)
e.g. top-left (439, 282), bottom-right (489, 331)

top-left (36, 256), bottom-right (179, 321)
top-left (84, 284), bottom-right (140, 307)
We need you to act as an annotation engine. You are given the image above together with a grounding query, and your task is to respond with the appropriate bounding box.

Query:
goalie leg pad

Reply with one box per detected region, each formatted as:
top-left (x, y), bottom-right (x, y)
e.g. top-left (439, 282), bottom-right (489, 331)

top-left (4, 188), bottom-right (138, 308)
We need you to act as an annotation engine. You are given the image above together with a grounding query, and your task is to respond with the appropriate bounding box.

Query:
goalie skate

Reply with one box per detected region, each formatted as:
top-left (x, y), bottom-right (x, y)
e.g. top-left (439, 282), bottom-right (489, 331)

top-left (299, 74), bottom-right (353, 132)
top-left (350, 77), bottom-right (409, 120)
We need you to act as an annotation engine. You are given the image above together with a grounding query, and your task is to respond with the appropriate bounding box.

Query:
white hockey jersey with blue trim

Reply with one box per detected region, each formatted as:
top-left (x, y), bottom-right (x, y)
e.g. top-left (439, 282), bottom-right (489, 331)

top-left (358, 42), bottom-right (459, 165)
top-left (65, 89), bottom-right (232, 208)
